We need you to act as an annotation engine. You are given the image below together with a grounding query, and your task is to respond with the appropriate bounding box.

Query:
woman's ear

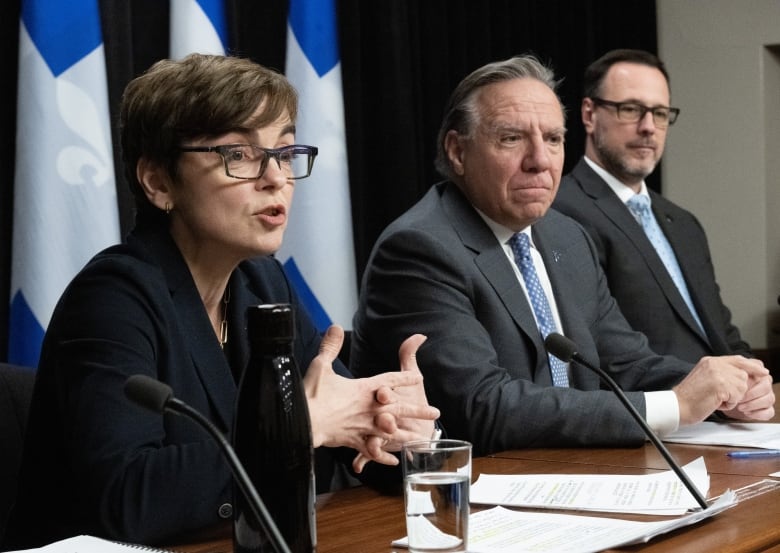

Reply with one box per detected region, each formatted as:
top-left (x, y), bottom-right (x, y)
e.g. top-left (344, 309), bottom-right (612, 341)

top-left (136, 157), bottom-right (173, 212)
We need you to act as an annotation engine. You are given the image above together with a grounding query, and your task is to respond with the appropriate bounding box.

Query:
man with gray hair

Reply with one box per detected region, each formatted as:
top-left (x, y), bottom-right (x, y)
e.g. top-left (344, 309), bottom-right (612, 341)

top-left (351, 55), bottom-right (773, 456)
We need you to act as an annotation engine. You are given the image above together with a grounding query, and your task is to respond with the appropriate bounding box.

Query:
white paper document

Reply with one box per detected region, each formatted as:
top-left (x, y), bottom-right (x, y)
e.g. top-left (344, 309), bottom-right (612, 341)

top-left (406, 487), bottom-right (437, 515)
top-left (401, 516), bottom-right (464, 549)
top-left (664, 421), bottom-right (780, 449)
top-left (469, 457), bottom-right (709, 515)
top-left (4, 535), bottom-right (171, 552)
top-left (393, 491), bottom-right (735, 553)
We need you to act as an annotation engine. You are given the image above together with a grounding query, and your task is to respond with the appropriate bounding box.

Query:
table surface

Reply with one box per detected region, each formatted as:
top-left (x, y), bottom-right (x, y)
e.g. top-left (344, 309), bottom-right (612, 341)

top-left (172, 446), bottom-right (780, 553)
top-left (173, 385), bottom-right (780, 553)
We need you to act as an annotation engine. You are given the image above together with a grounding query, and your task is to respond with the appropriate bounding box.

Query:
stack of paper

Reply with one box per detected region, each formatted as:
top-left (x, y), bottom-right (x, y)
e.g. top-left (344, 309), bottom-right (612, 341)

top-left (394, 457), bottom-right (738, 552)
top-left (4, 535), bottom-right (171, 553)
top-left (394, 493), bottom-right (735, 553)
top-left (469, 457), bottom-right (709, 515)
top-left (664, 421), bottom-right (780, 449)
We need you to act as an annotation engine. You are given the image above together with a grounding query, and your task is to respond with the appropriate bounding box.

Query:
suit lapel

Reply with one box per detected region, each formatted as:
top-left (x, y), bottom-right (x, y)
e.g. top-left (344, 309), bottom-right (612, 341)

top-left (441, 184), bottom-right (551, 384)
top-left (531, 216), bottom-right (600, 390)
top-left (651, 194), bottom-right (710, 342)
top-left (228, 268), bottom-right (261, 386)
top-left (572, 162), bottom-right (706, 340)
top-left (147, 228), bottom-right (238, 433)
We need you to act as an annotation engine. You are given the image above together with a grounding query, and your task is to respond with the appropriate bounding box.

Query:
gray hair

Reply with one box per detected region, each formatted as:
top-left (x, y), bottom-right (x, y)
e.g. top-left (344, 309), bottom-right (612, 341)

top-left (434, 55), bottom-right (564, 180)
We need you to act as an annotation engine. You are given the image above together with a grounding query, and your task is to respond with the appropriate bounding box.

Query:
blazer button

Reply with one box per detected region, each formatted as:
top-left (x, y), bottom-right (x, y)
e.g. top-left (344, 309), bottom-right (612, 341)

top-left (218, 502), bottom-right (233, 519)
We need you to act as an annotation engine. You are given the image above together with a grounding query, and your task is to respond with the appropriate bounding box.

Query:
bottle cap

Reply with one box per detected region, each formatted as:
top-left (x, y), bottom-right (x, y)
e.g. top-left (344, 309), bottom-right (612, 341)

top-left (247, 303), bottom-right (294, 342)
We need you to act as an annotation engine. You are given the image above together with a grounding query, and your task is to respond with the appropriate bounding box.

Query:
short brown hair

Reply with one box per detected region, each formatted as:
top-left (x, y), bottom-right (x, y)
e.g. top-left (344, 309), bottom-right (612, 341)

top-left (583, 48), bottom-right (670, 99)
top-left (119, 54), bottom-right (298, 217)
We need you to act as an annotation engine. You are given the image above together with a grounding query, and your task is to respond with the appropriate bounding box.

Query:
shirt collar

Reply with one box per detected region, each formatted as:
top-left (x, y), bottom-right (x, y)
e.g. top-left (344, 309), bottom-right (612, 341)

top-left (473, 207), bottom-right (535, 248)
top-left (584, 155), bottom-right (650, 204)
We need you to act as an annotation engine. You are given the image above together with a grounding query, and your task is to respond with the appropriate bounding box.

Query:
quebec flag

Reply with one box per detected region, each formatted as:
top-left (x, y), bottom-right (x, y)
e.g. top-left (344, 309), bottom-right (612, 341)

top-left (278, 0), bottom-right (358, 332)
top-left (170, 0), bottom-right (227, 58)
top-left (8, 0), bottom-right (120, 367)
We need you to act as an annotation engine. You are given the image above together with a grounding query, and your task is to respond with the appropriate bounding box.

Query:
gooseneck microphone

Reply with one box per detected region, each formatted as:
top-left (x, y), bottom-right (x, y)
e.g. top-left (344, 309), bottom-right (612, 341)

top-left (544, 333), bottom-right (709, 511)
top-left (124, 374), bottom-right (291, 553)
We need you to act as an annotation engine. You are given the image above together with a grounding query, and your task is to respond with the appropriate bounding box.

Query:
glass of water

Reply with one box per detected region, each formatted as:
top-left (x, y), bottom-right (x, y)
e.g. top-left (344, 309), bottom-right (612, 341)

top-left (402, 439), bottom-right (472, 553)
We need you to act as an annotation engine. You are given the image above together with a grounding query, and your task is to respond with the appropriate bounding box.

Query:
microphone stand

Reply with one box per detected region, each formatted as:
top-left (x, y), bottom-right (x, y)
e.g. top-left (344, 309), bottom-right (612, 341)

top-left (544, 333), bottom-right (709, 510)
top-left (166, 398), bottom-right (291, 553)
top-left (125, 375), bottom-right (291, 553)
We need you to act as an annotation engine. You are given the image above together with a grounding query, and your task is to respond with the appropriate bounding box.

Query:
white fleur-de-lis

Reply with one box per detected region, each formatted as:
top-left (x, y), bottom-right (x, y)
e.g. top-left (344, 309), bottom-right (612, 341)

top-left (54, 78), bottom-right (112, 188)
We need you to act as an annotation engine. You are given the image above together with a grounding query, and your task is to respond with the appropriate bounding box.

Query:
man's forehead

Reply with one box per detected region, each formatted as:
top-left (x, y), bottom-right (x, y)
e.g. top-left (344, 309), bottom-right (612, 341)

top-left (479, 102), bottom-right (565, 134)
top-left (477, 79), bottom-right (563, 122)
top-left (601, 62), bottom-right (670, 100)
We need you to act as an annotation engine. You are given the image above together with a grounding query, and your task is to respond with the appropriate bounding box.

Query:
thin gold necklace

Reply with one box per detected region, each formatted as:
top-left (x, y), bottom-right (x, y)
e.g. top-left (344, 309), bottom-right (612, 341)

top-left (219, 286), bottom-right (230, 349)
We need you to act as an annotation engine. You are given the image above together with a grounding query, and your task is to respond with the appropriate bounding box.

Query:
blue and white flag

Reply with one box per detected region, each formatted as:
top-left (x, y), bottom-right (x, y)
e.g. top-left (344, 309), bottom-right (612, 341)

top-left (278, 0), bottom-right (358, 332)
top-left (170, 0), bottom-right (227, 58)
top-left (9, 0), bottom-right (120, 367)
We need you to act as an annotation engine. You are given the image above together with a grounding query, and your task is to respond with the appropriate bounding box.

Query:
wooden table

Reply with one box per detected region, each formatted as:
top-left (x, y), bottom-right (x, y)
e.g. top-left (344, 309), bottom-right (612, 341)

top-left (175, 384), bottom-right (780, 552)
top-left (173, 447), bottom-right (780, 553)
top-left (493, 441), bottom-right (780, 478)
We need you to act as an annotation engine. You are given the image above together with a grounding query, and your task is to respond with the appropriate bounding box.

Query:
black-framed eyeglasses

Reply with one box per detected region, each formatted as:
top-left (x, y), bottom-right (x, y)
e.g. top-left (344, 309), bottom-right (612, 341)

top-left (179, 143), bottom-right (318, 180)
top-left (590, 97), bottom-right (680, 128)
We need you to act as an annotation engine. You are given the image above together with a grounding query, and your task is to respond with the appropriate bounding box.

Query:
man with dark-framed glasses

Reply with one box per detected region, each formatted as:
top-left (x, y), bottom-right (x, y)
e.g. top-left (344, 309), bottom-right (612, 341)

top-left (554, 48), bottom-right (752, 363)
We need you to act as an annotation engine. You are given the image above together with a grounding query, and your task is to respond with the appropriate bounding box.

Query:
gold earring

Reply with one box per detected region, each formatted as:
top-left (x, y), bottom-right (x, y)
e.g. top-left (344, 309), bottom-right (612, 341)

top-left (165, 202), bottom-right (172, 214)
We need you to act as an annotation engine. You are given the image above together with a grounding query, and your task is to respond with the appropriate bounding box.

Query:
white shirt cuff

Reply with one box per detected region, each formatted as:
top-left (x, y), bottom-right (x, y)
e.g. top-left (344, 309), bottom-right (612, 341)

top-left (644, 390), bottom-right (680, 437)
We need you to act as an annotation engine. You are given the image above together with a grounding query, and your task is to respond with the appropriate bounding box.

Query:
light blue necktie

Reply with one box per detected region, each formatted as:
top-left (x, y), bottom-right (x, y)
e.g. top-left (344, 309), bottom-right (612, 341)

top-left (626, 195), bottom-right (705, 333)
top-left (509, 233), bottom-right (569, 387)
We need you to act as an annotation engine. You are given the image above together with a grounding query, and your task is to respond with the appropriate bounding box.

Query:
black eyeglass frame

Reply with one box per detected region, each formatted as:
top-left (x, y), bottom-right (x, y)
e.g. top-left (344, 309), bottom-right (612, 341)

top-left (590, 97), bottom-right (680, 127)
top-left (179, 143), bottom-right (319, 180)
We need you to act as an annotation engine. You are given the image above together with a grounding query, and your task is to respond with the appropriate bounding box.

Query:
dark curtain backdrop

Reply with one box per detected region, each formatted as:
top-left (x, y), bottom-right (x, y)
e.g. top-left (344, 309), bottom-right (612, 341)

top-left (0, 0), bottom-right (658, 361)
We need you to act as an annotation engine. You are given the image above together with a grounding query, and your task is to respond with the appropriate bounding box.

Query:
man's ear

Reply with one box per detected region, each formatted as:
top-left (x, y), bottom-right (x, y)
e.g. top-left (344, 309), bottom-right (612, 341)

top-left (136, 157), bottom-right (173, 211)
top-left (581, 97), bottom-right (596, 134)
top-left (444, 130), bottom-right (466, 177)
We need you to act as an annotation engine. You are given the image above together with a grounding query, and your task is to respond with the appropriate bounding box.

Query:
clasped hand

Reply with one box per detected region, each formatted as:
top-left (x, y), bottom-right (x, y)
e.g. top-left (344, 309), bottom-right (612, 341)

top-left (303, 325), bottom-right (440, 472)
top-left (674, 355), bottom-right (775, 425)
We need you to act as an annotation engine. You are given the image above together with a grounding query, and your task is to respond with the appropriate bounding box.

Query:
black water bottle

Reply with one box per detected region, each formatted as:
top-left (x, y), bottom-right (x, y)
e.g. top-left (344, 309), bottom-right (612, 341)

top-left (233, 303), bottom-right (316, 552)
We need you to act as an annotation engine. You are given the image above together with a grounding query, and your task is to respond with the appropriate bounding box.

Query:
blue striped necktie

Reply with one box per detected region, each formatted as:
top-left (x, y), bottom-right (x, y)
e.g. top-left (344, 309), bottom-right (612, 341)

top-left (626, 195), bottom-right (704, 334)
top-left (509, 233), bottom-right (569, 387)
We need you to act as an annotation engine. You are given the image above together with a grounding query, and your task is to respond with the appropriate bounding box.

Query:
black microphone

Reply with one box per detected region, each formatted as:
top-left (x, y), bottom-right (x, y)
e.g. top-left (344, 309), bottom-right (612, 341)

top-left (544, 333), bottom-right (709, 510)
top-left (124, 374), bottom-right (291, 553)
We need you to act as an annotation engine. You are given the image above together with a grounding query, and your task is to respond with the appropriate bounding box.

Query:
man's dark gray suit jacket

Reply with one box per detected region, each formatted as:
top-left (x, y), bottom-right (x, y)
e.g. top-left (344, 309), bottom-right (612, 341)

top-left (351, 181), bottom-right (692, 456)
top-left (554, 158), bottom-right (751, 363)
